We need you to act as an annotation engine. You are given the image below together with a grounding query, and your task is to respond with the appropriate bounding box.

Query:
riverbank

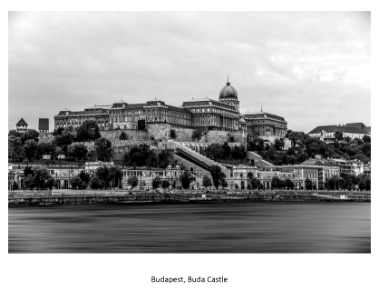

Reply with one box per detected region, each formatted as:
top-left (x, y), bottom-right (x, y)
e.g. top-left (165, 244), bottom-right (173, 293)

top-left (8, 190), bottom-right (371, 206)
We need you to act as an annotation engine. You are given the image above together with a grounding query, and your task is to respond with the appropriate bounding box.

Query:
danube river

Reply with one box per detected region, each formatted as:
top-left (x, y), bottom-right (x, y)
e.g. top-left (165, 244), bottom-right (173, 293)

top-left (8, 202), bottom-right (370, 253)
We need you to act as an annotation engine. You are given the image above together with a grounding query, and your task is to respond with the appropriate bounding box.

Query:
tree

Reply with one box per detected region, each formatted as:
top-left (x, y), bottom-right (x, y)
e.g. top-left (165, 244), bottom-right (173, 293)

top-left (344, 136), bottom-right (352, 143)
top-left (208, 165), bottom-right (226, 190)
top-left (364, 177), bottom-right (371, 191)
top-left (12, 181), bottom-right (19, 190)
top-left (70, 176), bottom-right (84, 189)
top-left (67, 144), bottom-right (88, 161)
top-left (325, 176), bottom-right (338, 190)
top-left (78, 170), bottom-right (91, 188)
top-left (274, 139), bottom-right (285, 150)
top-left (222, 142), bottom-right (231, 159)
top-left (22, 139), bottom-right (38, 161)
top-left (221, 178), bottom-right (228, 189)
top-left (127, 176), bottom-right (138, 189)
top-left (37, 142), bottom-right (55, 159)
top-left (25, 168), bottom-right (54, 189)
top-left (21, 129), bottom-right (39, 144)
top-left (46, 177), bottom-right (57, 189)
top-left (231, 145), bottom-right (247, 160)
top-left (170, 129), bottom-right (177, 139)
top-left (161, 180), bottom-right (170, 189)
top-left (248, 137), bottom-right (264, 151)
top-left (288, 131), bottom-right (306, 148)
top-left (284, 178), bottom-right (294, 190)
top-left (358, 180), bottom-right (366, 191)
top-left (108, 166), bottom-right (123, 188)
top-left (362, 135), bottom-right (371, 143)
top-left (205, 143), bottom-right (224, 160)
top-left (361, 143), bottom-right (371, 159)
top-left (124, 144), bottom-right (158, 167)
top-left (157, 149), bottom-right (174, 169)
top-left (53, 133), bottom-right (74, 152)
top-left (271, 176), bottom-right (281, 189)
top-left (340, 173), bottom-right (355, 190)
top-left (24, 166), bottom-right (34, 178)
top-left (32, 169), bottom-right (51, 189)
top-left (52, 127), bottom-right (65, 136)
top-left (179, 170), bottom-right (195, 189)
top-left (76, 120), bottom-right (101, 141)
top-left (334, 131), bottom-right (343, 141)
top-left (95, 166), bottom-right (110, 187)
top-left (8, 136), bottom-right (23, 161)
top-left (8, 130), bottom-right (23, 139)
top-left (152, 177), bottom-right (161, 189)
top-left (90, 177), bottom-right (103, 189)
top-left (192, 128), bottom-right (202, 141)
top-left (250, 178), bottom-right (260, 190)
top-left (202, 175), bottom-right (212, 189)
top-left (23, 175), bottom-right (34, 189)
top-left (119, 132), bottom-right (128, 140)
top-left (95, 137), bottom-right (113, 161)
top-left (304, 178), bottom-right (313, 190)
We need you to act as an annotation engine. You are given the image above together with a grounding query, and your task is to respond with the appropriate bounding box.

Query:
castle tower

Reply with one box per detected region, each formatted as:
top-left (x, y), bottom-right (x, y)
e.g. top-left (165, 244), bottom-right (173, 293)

top-left (219, 77), bottom-right (240, 112)
top-left (16, 118), bottom-right (28, 132)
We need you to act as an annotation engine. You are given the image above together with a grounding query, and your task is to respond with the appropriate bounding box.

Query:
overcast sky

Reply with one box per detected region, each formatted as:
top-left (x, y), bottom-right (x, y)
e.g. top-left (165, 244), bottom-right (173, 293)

top-left (8, 11), bottom-right (370, 133)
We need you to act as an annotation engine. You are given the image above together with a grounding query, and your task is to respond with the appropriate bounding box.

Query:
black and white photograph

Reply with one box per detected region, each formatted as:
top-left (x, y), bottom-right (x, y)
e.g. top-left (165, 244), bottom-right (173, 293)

top-left (4, 6), bottom-right (376, 300)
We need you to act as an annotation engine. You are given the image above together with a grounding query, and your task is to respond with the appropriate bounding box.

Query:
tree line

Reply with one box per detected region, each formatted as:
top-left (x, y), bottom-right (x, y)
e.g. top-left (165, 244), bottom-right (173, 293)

top-left (247, 130), bottom-right (371, 165)
top-left (9, 120), bottom-right (113, 163)
top-left (202, 143), bottom-right (247, 162)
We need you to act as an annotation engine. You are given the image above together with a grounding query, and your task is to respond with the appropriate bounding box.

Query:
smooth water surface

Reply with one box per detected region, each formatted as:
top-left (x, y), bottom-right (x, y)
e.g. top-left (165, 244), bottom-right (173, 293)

top-left (8, 202), bottom-right (370, 253)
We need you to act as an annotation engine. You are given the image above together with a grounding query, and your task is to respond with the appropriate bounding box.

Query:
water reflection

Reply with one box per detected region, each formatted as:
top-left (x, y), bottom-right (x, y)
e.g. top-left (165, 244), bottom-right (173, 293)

top-left (8, 202), bottom-right (370, 253)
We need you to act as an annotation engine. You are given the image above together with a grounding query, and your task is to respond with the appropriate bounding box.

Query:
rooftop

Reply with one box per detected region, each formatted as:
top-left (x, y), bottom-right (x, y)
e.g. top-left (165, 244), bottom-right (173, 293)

top-left (244, 111), bottom-right (285, 120)
top-left (308, 125), bottom-right (370, 135)
top-left (38, 118), bottom-right (49, 130)
top-left (16, 118), bottom-right (28, 126)
top-left (219, 78), bottom-right (238, 100)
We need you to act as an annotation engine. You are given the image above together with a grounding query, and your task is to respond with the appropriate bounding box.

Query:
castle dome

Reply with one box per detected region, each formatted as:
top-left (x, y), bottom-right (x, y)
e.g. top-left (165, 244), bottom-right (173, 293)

top-left (219, 78), bottom-right (238, 100)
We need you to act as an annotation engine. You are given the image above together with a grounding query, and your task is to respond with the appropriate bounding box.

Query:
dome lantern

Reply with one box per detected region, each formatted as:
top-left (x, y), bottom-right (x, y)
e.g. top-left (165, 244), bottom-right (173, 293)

top-left (219, 77), bottom-right (238, 100)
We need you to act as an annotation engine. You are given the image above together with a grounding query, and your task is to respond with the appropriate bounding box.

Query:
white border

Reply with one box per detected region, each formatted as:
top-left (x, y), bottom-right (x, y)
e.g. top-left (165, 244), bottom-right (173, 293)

top-left (3, 2), bottom-right (377, 300)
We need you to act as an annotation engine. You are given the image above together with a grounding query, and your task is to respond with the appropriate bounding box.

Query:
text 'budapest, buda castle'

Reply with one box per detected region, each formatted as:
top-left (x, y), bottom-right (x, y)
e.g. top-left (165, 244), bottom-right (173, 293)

top-left (54, 79), bottom-right (288, 138)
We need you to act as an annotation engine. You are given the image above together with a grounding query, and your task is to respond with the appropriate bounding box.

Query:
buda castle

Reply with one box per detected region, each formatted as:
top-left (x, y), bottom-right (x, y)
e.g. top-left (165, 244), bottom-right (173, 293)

top-left (54, 79), bottom-right (287, 139)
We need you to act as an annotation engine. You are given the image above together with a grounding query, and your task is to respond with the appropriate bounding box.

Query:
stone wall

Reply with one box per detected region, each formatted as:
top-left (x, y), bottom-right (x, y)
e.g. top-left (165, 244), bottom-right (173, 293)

top-left (204, 131), bottom-right (229, 144)
top-left (100, 129), bottom-right (148, 142)
top-left (228, 131), bottom-right (247, 146)
top-left (146, 124), bottom-right (171, 140)
top-left (100, 125), bottom-right (247, 149)
top-left (204, 130), bottom-right (247, 146)
top-left (174, 128), bottom-right (194, 142)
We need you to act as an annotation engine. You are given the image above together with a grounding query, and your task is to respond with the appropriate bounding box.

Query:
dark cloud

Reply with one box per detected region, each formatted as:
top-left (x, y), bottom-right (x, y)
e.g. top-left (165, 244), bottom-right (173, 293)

top-left (9, 12), bottom-right (370, 133)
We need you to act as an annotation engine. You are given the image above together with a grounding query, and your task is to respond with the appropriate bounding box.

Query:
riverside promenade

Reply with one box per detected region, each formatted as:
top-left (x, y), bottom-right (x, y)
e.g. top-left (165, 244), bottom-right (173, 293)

top-left (8, 189), bottom-right (371, 206)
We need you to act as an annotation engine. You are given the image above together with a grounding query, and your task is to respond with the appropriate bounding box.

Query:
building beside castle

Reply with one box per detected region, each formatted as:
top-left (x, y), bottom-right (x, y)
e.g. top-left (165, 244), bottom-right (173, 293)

top-left (53, 79), bottom-right (287, 139)
top-left (308, 123), bottom-right (370, 140)
top-left (38, 118), bottom-right (49, 133)
top-left (16, 118), bottom-right (28, 132)
top-left (245, 110), bottom-right (287, 138)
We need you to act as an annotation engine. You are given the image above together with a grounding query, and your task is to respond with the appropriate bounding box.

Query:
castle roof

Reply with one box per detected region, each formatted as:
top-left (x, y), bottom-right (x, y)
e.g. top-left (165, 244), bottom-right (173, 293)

top-left (219, 78), bottom-right (238, 100)
top-left (16, 118), bottom-right (28, 126)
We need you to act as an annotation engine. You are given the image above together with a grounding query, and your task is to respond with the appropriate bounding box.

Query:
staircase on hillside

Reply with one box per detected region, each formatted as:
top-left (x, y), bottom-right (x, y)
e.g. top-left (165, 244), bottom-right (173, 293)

top-left (168, 140), bottom-right (229, 176)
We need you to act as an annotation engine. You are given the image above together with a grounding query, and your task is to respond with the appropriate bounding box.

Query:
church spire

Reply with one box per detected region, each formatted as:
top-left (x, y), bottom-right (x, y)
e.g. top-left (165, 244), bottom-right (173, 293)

top-left (227, 76), bottom-right (230, 85)
top-left (261, 104), bottom-right (263, 112)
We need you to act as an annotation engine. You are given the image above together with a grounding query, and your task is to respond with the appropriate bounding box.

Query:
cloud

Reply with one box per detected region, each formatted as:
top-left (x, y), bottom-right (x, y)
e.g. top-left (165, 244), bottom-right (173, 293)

top-left (8, 12), bottom-right (370, 133)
